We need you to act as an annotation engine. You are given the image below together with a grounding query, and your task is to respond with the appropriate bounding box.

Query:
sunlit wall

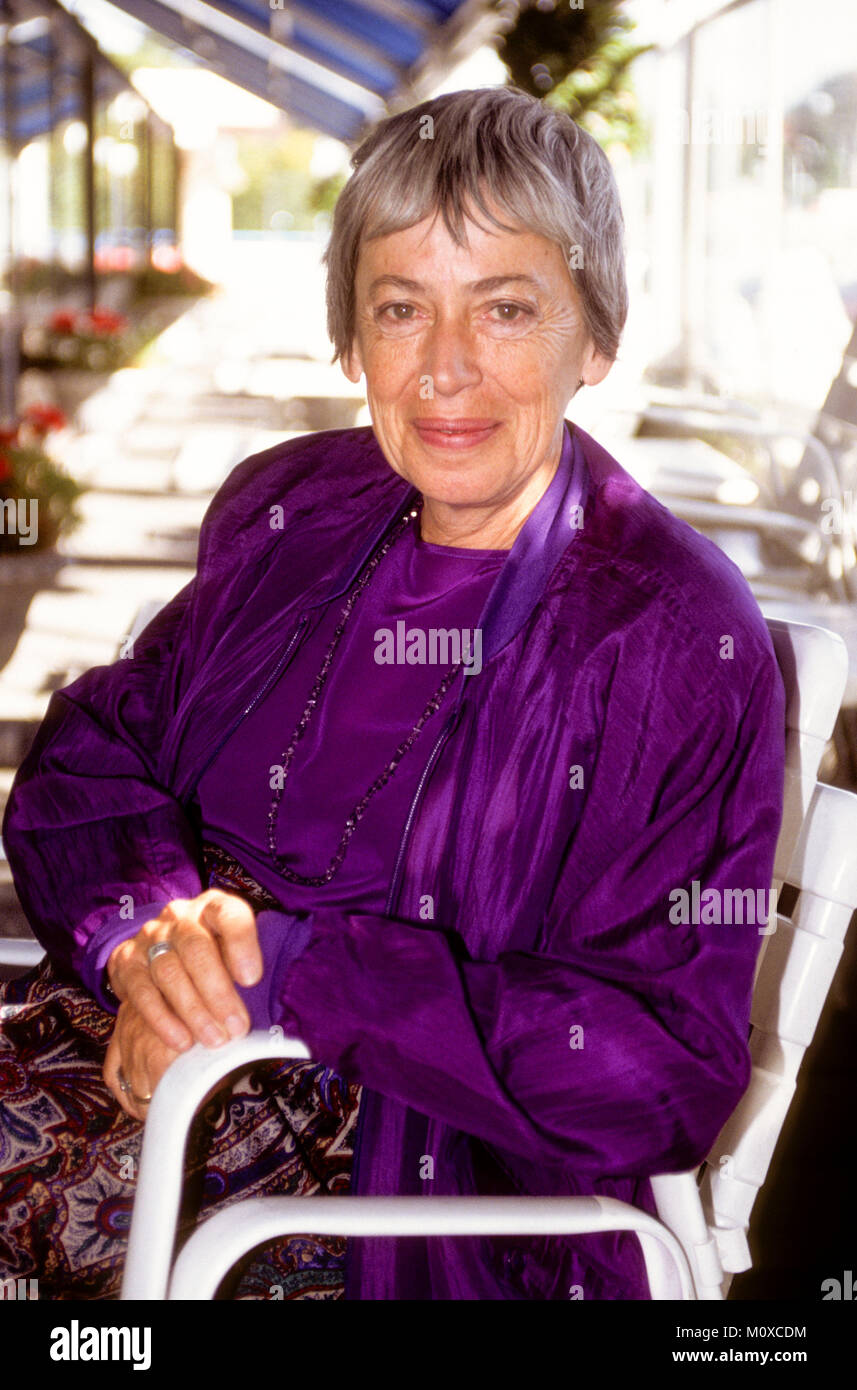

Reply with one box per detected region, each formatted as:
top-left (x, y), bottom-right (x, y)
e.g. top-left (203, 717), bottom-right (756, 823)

top-left (619, 0), bottom-right (856, 413)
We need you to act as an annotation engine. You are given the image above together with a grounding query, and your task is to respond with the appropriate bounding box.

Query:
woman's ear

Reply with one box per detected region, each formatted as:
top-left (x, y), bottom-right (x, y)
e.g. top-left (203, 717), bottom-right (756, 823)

top-left (340, 340), bottom-right (364, 385)
top-left (580, 342), bottom-right (614, 389)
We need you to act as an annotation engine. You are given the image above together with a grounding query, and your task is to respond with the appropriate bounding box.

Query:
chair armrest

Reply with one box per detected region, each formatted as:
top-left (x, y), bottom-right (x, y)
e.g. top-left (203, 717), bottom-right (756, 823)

top-left (0, 938), bottom-right (45, 968)
top-left (0, 839), bottom-right (46, 972)
top-left (666, 499), bottom-right (827, 551)
top-left (122, 1031), bottom-right (310, 1299)
top-left (641, 406), bottom-right (842, 513)
top-left (164, 1193), bottom-right (696, 1301)
top-left (122, 1032), bottom-right (696, 1301)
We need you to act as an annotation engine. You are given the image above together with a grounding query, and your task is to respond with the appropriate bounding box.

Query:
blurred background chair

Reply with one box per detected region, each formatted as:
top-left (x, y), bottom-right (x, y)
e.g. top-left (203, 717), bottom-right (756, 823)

top-left (620, 353), bottom-right (857, 784)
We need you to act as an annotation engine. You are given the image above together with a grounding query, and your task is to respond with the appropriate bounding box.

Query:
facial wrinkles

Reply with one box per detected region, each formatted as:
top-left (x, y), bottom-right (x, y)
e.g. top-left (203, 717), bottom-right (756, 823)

top-left (359, 299), bottom-right (581, 453)
top-left (345, 210), bottom-right (608, 546)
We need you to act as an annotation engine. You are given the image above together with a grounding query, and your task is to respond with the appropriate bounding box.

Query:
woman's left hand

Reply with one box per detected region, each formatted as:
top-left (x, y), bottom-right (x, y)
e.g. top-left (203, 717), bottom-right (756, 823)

top-left (103, 999), bottom-right (183, 1122)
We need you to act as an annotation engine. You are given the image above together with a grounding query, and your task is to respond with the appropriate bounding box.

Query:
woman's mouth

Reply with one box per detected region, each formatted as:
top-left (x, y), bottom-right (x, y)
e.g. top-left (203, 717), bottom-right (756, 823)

top-left (412, 418), bottom-right (501, 449)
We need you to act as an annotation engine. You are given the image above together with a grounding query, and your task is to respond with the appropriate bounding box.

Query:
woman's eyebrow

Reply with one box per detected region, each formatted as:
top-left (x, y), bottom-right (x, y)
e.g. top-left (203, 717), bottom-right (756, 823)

top-left (367, 273), bottom-right (545, 294)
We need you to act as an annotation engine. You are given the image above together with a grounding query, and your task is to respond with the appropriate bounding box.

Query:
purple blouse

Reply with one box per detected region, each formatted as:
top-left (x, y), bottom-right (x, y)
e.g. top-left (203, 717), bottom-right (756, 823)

top-left (195, 520), bottom-right (506, 917)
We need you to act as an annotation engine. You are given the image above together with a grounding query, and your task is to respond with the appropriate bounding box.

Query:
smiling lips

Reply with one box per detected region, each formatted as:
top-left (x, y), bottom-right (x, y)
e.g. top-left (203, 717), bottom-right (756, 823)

top-left (413, 418), bottom-right (500, 449)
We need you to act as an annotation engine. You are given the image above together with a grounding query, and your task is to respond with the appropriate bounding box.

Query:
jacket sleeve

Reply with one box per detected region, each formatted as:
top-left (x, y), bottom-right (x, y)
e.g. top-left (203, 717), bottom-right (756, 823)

top-left (1, 582), bottom-right (206, 1005)
top-left (1, 434), bottom-right (317, 1006)
top-left (267, 645), bottom-right (786, 1180)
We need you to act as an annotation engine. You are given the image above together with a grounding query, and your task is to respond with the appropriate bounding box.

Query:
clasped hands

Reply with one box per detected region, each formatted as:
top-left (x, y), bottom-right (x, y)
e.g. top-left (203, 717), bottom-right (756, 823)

top-left (103, 889), bottom-right (262, 1121)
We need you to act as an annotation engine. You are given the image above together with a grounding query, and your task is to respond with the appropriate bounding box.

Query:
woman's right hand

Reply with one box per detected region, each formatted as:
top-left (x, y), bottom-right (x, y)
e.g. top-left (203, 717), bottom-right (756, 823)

top-left (104, 998), bottom-right (183, 1122)
top-left (106, 889), bottom-right (263, 1052)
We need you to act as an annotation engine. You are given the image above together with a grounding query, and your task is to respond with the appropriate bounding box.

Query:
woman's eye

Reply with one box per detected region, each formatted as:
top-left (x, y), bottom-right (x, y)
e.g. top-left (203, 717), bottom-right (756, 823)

top-left (379, 303), bottom-right (415, 321)
top-left (489, 302), bottom-right (534, 324)
top-left (374, 301), bottom-right (534, 328)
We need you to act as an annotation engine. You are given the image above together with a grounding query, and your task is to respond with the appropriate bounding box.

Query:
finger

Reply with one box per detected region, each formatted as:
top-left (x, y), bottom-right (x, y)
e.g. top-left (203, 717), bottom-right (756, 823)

top-left (117, 1004), bottom-right (186, 1114)
top-left (117, 1009), bottom-right (158, 1109)
top-left (169, 923), bottom-right (250, 1038)
top-left (103, 1031), bottom-right (122, 1104)
top-left (146, 938), bottom-right (233, 1048)
top-left (119, 956), bottom-right (194, 1052)
top-left (199, 892), bottom-right (263, 987)
top-left (104, 1028), bottom-right (146, 1122)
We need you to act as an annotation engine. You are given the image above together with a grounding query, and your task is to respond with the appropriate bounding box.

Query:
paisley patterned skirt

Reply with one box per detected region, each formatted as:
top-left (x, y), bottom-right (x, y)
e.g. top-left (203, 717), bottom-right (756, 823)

top-left (0, 843), bottom-right (362, 1300)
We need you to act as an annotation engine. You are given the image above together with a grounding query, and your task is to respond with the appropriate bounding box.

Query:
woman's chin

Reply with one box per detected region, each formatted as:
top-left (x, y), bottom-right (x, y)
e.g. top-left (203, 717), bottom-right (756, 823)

top-left (408, 471), bottom-right (510, 511)
top-left (395, 443), bottom-right (511, 493)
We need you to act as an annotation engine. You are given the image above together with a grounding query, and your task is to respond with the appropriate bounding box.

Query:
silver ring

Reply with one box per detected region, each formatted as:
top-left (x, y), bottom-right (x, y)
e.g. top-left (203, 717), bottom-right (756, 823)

top-left (147, 940), bottom-right (174, 967)
top-left (118, 1066), bottom-right (151, 1105)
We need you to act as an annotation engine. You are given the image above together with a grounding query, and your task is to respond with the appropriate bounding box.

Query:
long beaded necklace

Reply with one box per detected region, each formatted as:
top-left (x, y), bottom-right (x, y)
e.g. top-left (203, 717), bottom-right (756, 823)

top-left (265, 503), bottom-right (463, 885)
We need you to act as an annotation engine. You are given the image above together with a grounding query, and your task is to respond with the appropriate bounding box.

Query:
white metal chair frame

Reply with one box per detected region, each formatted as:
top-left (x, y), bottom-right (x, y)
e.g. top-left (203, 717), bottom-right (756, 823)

top-left (2, 618), bottom-right (854, 1299)
top-left (640, 400), bottom-right (856, 601)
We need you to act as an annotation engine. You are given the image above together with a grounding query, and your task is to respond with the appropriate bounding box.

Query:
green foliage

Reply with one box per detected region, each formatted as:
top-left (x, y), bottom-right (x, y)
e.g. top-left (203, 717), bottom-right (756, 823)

top-left (231, 130), bottom-right (346, 232)
top-left (308, 172), bottom-right (348, 219)
top-left (0, 444), bottom-right (86, 552)
top-left (496, 0), bottom-right (650, 150)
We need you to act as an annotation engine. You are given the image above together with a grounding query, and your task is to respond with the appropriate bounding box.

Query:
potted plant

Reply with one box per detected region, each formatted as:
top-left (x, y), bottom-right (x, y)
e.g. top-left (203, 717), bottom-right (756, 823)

top-left (21, 306), bottom-right (132, 372)
top-left (0, 404), bottom-right (85, 553)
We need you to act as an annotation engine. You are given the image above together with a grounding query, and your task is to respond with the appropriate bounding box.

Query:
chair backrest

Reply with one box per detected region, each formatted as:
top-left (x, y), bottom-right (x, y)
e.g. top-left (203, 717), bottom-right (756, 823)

top-left (699, 782), bottom-right (857, 1248)
top-left (765, 619), bottom-right (850, 888)
top-left (651, 617), bottom-right (855, 1297)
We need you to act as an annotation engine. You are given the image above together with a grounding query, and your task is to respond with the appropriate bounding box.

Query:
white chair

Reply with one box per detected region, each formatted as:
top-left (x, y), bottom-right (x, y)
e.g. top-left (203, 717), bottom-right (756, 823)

top-left (117, 617), bottom-right (856, 1301)
top-left (0, 936), bottom-right (44, 971)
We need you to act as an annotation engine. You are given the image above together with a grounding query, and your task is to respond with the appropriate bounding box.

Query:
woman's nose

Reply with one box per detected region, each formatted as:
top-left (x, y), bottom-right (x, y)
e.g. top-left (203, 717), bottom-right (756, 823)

top-left (421, 320), bottom-right (482, 396)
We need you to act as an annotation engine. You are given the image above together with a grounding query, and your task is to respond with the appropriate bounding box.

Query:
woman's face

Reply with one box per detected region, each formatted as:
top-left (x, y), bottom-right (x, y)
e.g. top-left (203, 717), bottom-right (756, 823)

top-left (342, 205), bottom-right (613, 540)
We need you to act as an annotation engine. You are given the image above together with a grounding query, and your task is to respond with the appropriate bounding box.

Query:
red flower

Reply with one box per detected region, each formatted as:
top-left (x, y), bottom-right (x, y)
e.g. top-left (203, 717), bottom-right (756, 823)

top-left (86, 307), bottom-right (127, 336)
top-left (49, 309), bottom-right (78, 334)
top-left (0, 425), bottom-right (19, 447)
top-left (0, 451), bottom-right (13, 482)
top-left (23, 403), bottom-right (67, 435)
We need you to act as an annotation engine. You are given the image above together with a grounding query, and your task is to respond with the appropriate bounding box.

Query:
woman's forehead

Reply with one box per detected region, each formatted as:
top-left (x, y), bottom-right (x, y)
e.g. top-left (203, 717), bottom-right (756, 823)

top-left (355, 214), bottom-right (569, 286)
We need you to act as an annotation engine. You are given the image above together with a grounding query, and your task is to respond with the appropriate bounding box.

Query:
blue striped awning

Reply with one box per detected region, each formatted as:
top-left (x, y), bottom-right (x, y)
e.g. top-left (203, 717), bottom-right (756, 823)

top-left (102, 0), bottom-right (500, 141)
top-left (1, 0), bottom-right (498, 146)
top-left (0, 0), bottom-right (172, 143)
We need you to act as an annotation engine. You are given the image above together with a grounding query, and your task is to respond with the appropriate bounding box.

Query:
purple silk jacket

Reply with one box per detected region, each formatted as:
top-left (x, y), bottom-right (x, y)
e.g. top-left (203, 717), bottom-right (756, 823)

top-left (2, 420), bottom-right (786, 1300)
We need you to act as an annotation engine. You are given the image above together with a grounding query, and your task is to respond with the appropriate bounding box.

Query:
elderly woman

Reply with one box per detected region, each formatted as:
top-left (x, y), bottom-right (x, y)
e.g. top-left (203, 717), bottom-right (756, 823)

top-left (0, 87), bottom-right (784, 1301)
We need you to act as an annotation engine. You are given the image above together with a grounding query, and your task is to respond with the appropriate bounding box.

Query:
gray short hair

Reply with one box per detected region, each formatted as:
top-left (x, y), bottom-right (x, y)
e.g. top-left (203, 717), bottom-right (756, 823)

top-left (324, 86), bottom-right (628, 365)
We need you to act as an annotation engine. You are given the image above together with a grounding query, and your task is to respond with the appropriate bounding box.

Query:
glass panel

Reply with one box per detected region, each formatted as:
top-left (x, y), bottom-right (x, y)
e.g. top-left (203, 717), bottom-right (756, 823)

top-left (690, 0), bottom-right (774, 399)
top-left (627, 0), bottom-right (857, 409)
top-left (779, 0), bottom-right (857, 407)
